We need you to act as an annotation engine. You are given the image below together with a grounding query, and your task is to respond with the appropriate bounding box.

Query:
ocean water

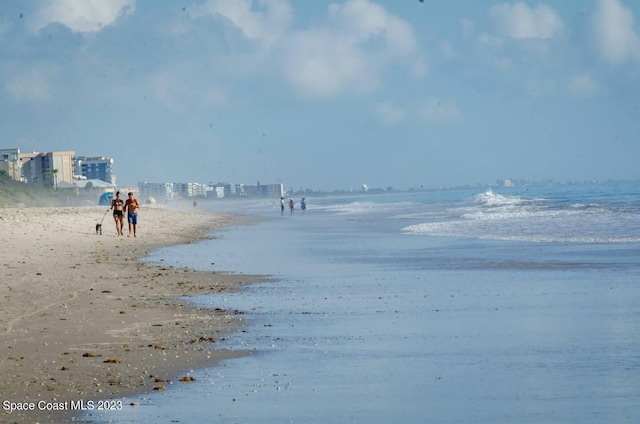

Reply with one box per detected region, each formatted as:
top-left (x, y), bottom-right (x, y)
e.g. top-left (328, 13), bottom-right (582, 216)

top-left (83, 182), bottom-right (640, 424)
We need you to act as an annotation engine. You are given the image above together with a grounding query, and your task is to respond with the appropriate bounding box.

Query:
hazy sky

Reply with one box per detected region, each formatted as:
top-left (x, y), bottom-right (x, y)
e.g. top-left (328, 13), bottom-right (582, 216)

top-left (1, 0), bottom-right (639, 190)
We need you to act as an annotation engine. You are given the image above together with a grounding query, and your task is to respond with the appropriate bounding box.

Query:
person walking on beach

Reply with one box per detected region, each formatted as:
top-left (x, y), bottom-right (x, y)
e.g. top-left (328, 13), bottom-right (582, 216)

top-left (280, 197), bottom-right (285, 216)
top-left (109, 191), bottom-right (125, 236)
top-left (193, 200), bottom-right (197, 209)
top-left (300, 197), bottom-right (307, 212)
top-left (124, 192), bottom-right (141, 238)
top-left (288, 198), bottom-right (295, 215)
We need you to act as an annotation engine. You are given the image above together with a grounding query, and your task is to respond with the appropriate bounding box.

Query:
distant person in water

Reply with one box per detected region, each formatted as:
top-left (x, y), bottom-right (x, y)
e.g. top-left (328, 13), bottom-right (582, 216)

top-left (280, 197), bottom-right (285, 216)
top-left (109, 191), bottom-right (125, 236)
top-left (193, 200), bottom-right (197, 209)
top-left (124, 192), bottom-right (141, 237)
top-left (289, 198), bottom-right (295, 215)
top-left (300, 197), bottom-right (307, 212)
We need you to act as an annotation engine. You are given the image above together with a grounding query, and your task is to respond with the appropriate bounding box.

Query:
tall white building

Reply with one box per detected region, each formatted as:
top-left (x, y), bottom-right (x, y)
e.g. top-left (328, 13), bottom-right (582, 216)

top-left (138, 182), bottom-right (174, 202)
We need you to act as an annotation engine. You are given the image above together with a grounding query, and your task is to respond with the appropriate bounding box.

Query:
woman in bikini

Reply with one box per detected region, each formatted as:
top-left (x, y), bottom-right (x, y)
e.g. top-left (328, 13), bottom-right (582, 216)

top-left (109, 191), bottom-right (125, 236)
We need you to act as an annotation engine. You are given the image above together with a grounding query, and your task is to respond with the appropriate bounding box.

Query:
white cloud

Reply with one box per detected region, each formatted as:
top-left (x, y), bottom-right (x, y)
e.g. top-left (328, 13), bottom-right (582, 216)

top-left (194, 0), bottom-right (421, 100)
top-left (192, 0), bottom-right (291, 48)
top-left (280, 28), bottom-right (378, 99)
top-left (373, 102), bottom-right (407, 125)
top-left (477, 32), bottom-right (503, 47)
top-left (327, 0), bottom-right (417, 56)
top-left (592, 0), bottom-right (640, 65)
top-left (29, 0), bottom-right (135, 34)
top-left (569, 73), bottom-right (599, 95)
top-left (419, 99), bottom-right (462, 125)
top-left (4, 67), bottom-right (55, 102)
top-left (490, 2), bottom-right (563, 40)
top-left (281, 0), bottom-right (420, 99)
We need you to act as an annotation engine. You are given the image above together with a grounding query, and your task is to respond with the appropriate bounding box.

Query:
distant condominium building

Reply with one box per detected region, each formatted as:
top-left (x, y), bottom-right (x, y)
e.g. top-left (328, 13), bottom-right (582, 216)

top-left (260, 183), bottom-right (284, 198)
top-left (210, 182), bottom-right (283, 198)
top-left (139, 181), bottom-right (284, 200)
top-left (20, 151), bottom-right (75, 187)
top-left (138, 182), bottom-right (174, 202)
top-left (242, 183), bottom-right (284, 198)
top-left (74, 156), bottom-right (115, 185)
top-left (212, 183), bottom-right (243, 197)
top-left (0, 148), bottom-right (22, 181)
top-left (174, 182), bottom-right (208, 198)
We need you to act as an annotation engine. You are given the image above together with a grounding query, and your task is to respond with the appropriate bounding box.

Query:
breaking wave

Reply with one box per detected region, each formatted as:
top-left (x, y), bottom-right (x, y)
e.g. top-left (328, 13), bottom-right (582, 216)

top-left (401, 189), bottom-right (640, 244)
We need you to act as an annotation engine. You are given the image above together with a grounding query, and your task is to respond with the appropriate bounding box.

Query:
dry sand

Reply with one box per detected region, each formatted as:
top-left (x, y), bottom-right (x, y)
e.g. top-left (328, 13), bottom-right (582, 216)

top-left (0, 204), bottom-right (262, 423)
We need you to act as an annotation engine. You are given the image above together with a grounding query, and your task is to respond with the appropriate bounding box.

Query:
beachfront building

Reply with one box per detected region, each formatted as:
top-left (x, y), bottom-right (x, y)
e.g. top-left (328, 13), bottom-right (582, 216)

top-left (213, 186), bottom-right (225, 198)
top-left (0, 148), bottom-right (22, 181)
top-left (211, 183), bottom-right (245, 197)
top-left (74, 178), bottom-right (116, 195)
top-left (20, 151), bottom-right (75, 188)
top-left (238, 183), bottom-right (284, 197)
top-left (74, 156), bottom-right (115, 185)
top-left (209, 182), bottom-right (284, 198)
top-left (173, 182), bottom-right (208, 198)
top-left (138, 182), bottom-right (174, 203)
top-left (118, 186), bottom-right (139, 197)
top-left (137, 181), bottom-right (284, 201)
top-left (260, 183), bottom-right (284, 198)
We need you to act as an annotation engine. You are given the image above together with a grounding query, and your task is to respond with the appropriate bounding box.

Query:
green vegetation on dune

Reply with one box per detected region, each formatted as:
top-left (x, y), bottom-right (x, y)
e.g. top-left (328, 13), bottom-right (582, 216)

top-left (0, 172), bottom-right (77, 208)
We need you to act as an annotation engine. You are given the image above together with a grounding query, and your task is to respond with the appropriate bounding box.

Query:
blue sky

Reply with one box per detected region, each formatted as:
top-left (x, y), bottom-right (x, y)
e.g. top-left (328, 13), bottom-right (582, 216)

top-left (1, 0), bottom-right (639, 190)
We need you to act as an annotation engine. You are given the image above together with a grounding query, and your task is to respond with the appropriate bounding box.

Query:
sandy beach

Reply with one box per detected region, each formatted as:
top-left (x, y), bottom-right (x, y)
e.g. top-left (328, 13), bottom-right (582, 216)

top-left (0, 204), bottom-right (261, 423)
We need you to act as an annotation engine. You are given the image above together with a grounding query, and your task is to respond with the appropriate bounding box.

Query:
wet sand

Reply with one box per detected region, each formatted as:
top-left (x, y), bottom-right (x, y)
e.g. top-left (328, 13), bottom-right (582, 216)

top-left (0, 204), bottom-right (262, 423)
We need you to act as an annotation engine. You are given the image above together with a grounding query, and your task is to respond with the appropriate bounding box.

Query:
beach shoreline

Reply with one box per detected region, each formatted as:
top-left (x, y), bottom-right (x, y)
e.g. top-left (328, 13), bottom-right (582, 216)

top-left (0, 204), bottom-right (263, 423)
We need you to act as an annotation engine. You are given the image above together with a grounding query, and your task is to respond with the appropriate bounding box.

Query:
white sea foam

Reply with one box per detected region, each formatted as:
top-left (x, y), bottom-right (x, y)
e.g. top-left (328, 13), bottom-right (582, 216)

top-left (472, 189), bottom-right (525, 207)
top-left (316, 200), bottom-right (416, 215)
top-left (391, 211), bottom-right (452, 220)
top-left (402, 218), bottom-right (640, 243)
top-left (401, 189), bottom-right (640, 243)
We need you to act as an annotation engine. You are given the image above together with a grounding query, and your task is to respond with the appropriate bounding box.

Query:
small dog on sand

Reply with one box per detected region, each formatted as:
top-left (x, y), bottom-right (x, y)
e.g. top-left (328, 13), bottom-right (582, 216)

top-left (96, 223), bottom-right (102, 235)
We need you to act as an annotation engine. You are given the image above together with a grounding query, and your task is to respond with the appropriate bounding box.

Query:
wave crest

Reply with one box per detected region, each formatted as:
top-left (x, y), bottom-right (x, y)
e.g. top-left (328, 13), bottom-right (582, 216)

top-left (472, 189), bottom-right (524, 207)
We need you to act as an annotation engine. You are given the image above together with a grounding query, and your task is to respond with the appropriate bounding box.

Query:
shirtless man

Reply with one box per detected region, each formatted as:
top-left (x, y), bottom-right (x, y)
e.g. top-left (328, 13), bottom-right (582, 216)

top-left (124, 192), bottom-right (141, 238)
top-left (109, 191), bottom-right (125, 236)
